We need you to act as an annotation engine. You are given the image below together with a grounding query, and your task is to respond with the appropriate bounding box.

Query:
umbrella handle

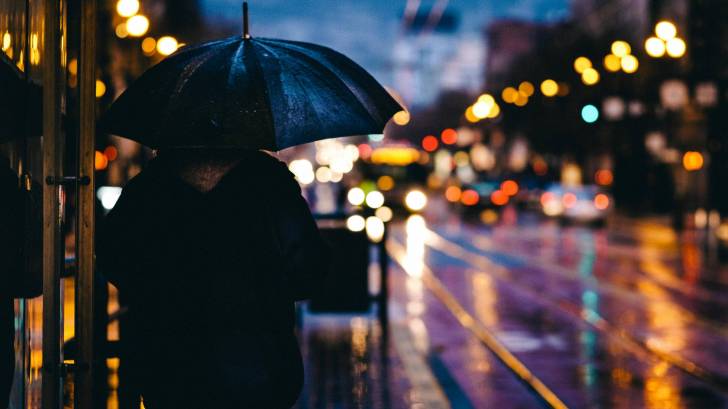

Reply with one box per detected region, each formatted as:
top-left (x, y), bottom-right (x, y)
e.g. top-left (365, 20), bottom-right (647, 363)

top-left (243, 1), bottom-right (250, 39)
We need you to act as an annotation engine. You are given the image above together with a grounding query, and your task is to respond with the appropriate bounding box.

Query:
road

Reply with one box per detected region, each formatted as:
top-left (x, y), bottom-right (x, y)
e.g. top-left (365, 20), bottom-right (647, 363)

top-left (296, 208), bottom-right (728, 408)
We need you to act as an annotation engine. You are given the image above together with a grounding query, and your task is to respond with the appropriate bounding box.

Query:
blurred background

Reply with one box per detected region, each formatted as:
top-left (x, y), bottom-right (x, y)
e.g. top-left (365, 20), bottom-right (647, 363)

top-left (3, 0), bottom-right (728, 408)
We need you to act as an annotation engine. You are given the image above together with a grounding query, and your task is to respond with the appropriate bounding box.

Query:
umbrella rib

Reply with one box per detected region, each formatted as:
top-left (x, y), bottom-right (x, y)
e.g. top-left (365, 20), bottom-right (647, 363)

top-left (260, 40), bottom-right (383, 127)
top-left (244, 41), bottom-right (278, 149)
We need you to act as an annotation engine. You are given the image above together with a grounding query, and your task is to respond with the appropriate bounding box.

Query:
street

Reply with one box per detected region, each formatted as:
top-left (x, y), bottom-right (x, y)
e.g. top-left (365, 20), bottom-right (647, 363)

top-left (295, 206), bottom-right (728, 408)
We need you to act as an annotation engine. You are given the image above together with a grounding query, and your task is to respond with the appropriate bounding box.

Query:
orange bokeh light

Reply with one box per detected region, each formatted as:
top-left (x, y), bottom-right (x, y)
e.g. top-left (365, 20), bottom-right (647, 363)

top-left (422, 135), bottom-right (439, 152)
top-left (95, 150), bottom-right (108, 171)
top-left (490, 190), bottom-right (509, 206)
top-left (594, 193), bottom-right (610, 210)
top-left (461, 189), bottom-right (479, 206)
top-left (445, 186), bottom-right (462, 203)
top-left (501, 180), bottom-right (519, 196)
top-left (682, 151), bottom-right (703, 171)
top-left (441, 128), bottom-right (458, 145)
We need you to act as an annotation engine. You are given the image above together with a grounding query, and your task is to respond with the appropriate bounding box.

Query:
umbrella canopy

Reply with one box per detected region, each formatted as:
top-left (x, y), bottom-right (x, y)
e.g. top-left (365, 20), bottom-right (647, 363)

top-left (101, 13), bottom-right (402, 150)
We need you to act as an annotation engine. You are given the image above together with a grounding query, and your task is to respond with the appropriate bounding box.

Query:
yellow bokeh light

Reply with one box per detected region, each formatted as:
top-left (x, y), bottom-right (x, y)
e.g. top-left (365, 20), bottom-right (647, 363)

top-left (487, 103), bottom-right (500, 118)
top-left (115, 23), bottom-right (129, 38)
top-left (655, 21), bottom-right (677, 41)
top-left (611, 41), bottom-right (631, 58)
top-left (393, 110), bottom-right (411, 126)
top-left (141, 37), bottom-right (157, 54)
top-left (68, 58), bottom-right (78, 75)
top-left (116, 0), bottom-right (140, 18)
top-left (573, 56), bottom-right (592, 74)
top-left (581, 67), bottom-right (600, 85)
top-left (95, 80), bottom-right (106, 98)
top-left (603, 54), bottom-right (621, 72)
top-left (540, 79), bottom-right (558, 97)
top-left (645, 37), bottom-right (666, 57)
top-left (621, 54), bottom-right (639, 73)
top-left (501, 87), bottom-right (518, 103)
top-left (477, 94), bottom-right (495, 105)
top-left (473, 100), bottom-right (493, 119)
top-left (157, 36), bottom-right (179, 56)
top-left (666, 37), bottom-right (686, 58)
top-left (126, 15), bottom-right (149, 37)
top-left (2, 32), bottom-right (10, 51)
top-left (518, 81), bottom-right (535, 97)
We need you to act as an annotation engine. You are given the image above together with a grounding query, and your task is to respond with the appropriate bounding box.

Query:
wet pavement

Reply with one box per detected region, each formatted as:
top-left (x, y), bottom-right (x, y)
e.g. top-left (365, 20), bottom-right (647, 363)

top-left (294, 209), bottom-right (728, 409)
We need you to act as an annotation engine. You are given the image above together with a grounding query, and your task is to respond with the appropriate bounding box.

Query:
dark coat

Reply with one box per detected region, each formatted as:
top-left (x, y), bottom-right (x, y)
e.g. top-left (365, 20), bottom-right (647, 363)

top-left (97, 151), bottom-right (329, 409)
top-left (0, 165), bottom-right (41, 408)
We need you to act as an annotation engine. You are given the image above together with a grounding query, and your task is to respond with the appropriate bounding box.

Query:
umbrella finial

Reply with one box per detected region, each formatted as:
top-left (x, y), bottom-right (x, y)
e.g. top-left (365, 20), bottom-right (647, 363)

top-left (243, 1), bottom-right (250, 39)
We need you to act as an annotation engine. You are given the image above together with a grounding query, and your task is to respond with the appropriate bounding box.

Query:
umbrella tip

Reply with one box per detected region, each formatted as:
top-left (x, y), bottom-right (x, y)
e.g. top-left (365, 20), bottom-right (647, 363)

top-left (243, 1), bottom-right (250, 39)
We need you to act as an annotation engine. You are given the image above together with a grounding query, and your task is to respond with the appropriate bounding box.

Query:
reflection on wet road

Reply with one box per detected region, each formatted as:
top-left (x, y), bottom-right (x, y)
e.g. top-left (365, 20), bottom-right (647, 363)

top-left (387, 213), bottom-right (728, 408)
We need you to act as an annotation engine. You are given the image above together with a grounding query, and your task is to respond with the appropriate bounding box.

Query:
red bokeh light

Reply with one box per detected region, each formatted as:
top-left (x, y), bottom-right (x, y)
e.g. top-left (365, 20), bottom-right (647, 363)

top-left (501, 180), bottom-right (519, 196)
top-left (422, 135), bottom-right (439, 152)
top-left (595, 169), bottom-right (613, 186)
top-left (461, 189), bottom-right (479, 206)
top-left (441, 128), bottom-right (458, 145)
top-left (104, 146), bottom-right (118, 161)
top-left (491, 190), bottom-right (509, 206)
top-left (358, 144), bottom-right (373, 160)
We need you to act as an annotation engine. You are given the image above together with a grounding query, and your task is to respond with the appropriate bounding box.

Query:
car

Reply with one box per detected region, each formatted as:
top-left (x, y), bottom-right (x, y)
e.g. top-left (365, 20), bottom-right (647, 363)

top-left (539, 184), bottom-right (611, 226)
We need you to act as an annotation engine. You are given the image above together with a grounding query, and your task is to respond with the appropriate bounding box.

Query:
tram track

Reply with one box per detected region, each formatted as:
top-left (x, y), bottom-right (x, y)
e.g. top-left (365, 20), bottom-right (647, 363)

top-left (387, 240), bottom-right (571, 409)
top-left (418, 227), bottom-right (728, 394)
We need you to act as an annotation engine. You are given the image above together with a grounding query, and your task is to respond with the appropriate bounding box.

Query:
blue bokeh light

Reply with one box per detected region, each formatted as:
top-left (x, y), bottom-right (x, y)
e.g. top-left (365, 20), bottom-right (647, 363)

top-left (581, 104), bottom-right (599, 123)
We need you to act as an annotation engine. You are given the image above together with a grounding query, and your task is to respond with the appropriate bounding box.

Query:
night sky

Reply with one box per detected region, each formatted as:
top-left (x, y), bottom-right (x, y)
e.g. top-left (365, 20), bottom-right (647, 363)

top-left (200, 0), bottom-right (571, 86)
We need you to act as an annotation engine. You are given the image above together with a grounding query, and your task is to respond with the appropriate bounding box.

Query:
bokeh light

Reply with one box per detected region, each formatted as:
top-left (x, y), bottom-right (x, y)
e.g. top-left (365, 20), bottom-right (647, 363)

top-left (405, 190), bottom-right (428, 211)
top-left (581, 68), bottom-right (600, 85)
top-left (573, 56), bottom-right (592, 74)
top-left (581, 104), bottom-right (599, 123)
top-left (422, 135), bottom-right (439, 152)
top-left (666, 37), bottom-right (686, 58)
top-left (621, 55), bottom-right (639, 73)
top-left (157, 36), bottom-right (179, 56)
top-left (441, 128), bottom-right (458, 145)
top-left (365, 190), bottom-right (385, 209)
top-left (540, 79), bottom-right (558, 97)
top-left (126, 15), bottom-right (149, 37)
top-left (645, 37), bottom-right (666, 57)
top-left (611, 41), bottom-right (631, 57)
top-left (603, 54), bottom-right (621, 72)
top-left (116, 0), bottom-right (140, 18)
top-left (347, 187), bottom-right (366, 206)
top-left (393, 110), bottom-right (410, 126)
top-left (682, 151), bottom-right (703, 171)
top-left (655, 21), bottom-right (677, 41)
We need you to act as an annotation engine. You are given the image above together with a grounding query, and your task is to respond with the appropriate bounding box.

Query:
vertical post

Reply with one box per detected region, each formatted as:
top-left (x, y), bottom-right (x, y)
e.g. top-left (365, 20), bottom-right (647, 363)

top-left (42, 0), bottom-right (64, 407)
top-left (75, 0), bottom-right (96, 407)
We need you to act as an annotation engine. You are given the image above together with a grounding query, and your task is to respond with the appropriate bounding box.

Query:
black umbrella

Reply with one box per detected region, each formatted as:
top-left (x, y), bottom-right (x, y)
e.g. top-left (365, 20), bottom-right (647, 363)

top-left (101, 2), bottom-right (402, 150)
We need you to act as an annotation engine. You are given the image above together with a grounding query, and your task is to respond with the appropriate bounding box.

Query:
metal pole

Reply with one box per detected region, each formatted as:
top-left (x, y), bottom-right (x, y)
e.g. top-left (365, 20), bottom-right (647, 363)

top-left (75, 0), bottom-right (97, 406)
top-left (41, 0), bottom-right (64, 406)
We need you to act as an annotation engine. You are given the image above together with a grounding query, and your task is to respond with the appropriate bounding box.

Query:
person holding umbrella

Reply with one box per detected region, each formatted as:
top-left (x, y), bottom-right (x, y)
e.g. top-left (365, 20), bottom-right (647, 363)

top-left (97, 3), bottom-right (401, 408)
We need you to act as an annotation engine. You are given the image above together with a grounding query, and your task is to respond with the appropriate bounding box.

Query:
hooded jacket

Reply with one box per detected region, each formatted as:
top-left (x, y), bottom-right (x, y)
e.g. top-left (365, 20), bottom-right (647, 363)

top-left (97, 150), bottom-right (329, 408)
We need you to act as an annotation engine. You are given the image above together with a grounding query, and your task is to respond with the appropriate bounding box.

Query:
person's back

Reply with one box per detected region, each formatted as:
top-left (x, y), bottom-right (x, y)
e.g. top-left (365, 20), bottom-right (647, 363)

top-left (98, 149), bottom-right (329, 409)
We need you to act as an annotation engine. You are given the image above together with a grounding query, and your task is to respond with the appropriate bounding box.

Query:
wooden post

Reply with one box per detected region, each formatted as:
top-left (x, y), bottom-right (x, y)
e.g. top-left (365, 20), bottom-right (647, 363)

top-left (75, 0), bottom-right (97, 407)
top-left (41, 0), bottom-right (64, 407)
